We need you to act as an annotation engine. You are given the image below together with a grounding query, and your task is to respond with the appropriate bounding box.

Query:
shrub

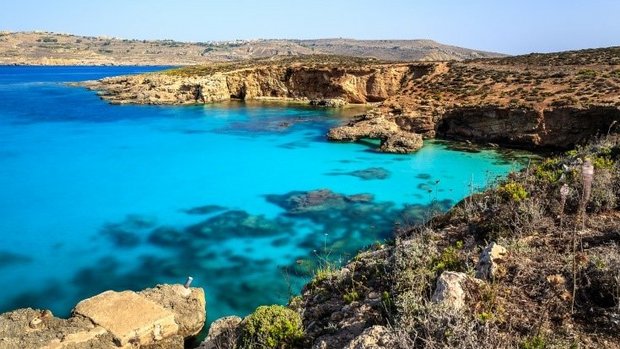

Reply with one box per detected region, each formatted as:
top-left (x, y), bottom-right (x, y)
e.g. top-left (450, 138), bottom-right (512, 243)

top-left (534, 158), bottom-right (563, 183)
top-left (577, 69), bottom-right (597, 78)
top-left (240, 305), bottom-right (304, 349)
top-left (591, 156), bottom-right (615, 170)
top-left (520, 335), bottom-right (547, 349)
top-left (500, 181), bottom-right (528, 202)
top-left (432, 240), bottom-right (464, 273)
top-left (343, 289), bottom-right (360, 304)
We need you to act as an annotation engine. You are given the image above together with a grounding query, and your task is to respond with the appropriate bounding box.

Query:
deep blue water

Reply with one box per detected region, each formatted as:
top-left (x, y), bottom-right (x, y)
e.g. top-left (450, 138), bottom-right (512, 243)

top-left (0, 66), bottom-right (529, 323)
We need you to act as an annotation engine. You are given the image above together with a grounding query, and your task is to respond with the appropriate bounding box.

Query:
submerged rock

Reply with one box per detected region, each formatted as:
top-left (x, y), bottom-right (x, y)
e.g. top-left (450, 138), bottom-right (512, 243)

top-left (328, 167), bottom-right (391, 180)
top-left (266, 189), bottom-right (375, 214)
top-left (0, 251), bottom-right (32, 268)
top-left (182, 205), bottom-right (227, 215)
top-left (186, 210), bottom-right (293, 238)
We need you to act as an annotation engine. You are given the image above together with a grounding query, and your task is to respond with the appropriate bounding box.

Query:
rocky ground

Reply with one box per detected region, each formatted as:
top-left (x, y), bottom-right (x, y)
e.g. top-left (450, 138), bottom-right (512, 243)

top-left (0, 32), bottom-right (502, 66)
top-left (85, 47), bottom-right (620, 153)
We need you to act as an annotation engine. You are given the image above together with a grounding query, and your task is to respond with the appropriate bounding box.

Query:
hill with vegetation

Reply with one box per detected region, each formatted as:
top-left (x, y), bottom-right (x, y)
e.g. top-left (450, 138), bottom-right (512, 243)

top-left (0, 31), bottom-right (504, 65)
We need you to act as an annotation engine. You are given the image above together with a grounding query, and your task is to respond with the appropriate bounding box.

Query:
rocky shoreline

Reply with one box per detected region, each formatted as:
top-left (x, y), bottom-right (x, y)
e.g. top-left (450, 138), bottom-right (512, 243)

top-left (81, 48), bottom-right (620, 153)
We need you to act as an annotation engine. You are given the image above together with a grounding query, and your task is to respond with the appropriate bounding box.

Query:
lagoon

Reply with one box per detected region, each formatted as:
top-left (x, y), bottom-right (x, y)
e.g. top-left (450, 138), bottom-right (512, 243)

top-left (0, 66), bottom-right (528, 323)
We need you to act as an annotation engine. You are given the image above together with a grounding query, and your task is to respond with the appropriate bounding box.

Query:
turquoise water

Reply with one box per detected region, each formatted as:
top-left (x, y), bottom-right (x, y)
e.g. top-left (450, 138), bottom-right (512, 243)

top-left (0, 66), bottom-right (527, 323)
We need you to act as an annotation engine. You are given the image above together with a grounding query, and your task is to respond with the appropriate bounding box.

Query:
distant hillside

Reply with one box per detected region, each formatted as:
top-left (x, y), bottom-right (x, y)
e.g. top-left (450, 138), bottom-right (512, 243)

top-left (0, 31), bottom-right (505, 66)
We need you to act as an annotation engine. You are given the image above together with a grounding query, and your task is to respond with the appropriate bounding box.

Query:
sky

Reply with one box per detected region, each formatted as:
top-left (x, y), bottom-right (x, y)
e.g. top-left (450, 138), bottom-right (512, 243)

top-left (1, 0), bottom-right (619, 55)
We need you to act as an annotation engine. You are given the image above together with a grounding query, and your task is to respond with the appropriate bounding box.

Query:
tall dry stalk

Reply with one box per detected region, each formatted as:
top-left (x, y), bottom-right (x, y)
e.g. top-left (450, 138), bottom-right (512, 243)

top-left (572, 159), bottom-right (594, 313)
top-left (559, 183), bottom-right (569, 237)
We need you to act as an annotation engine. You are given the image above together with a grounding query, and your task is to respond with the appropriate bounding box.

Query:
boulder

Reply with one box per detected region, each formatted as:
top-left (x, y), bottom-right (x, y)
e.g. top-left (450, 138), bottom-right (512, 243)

top-left (139, 284), bottom-right (206, 337)
top-left (0, 284), bottom-right (205, 349)
top-left (343, 325), bottom-right (396, 349)
top-left (73, 290), bottom-right (179, 346)
top-left (309, 98), bottom-right (347, 107)
top-left (431, 271), bottom-right (477, 311)
top-left (475, 242), bottom-right (507, 281)
top-left (199, 316), bottom-right (242, 349)
top-left (379, 132), bottom-right (423, 153)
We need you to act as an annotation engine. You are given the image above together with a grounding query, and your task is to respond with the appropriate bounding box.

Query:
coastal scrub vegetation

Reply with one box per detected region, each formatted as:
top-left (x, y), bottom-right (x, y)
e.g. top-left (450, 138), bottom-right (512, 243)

top-left (386, 134), bottom-right (620, 348)
top-left (240, 305), bottom-right (304, 349)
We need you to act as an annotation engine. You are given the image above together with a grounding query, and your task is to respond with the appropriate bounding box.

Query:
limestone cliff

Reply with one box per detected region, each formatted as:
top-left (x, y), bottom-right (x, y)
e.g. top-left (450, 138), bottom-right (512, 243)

top-left (84, 57), bottom-right (434, 106)
top-left (86, 48), bottom-right (620, 152)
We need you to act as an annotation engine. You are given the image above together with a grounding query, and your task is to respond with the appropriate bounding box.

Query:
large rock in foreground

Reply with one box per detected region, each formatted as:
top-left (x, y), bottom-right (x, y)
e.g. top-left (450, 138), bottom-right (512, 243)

top-left (0, 284), bottom-right (205, 349)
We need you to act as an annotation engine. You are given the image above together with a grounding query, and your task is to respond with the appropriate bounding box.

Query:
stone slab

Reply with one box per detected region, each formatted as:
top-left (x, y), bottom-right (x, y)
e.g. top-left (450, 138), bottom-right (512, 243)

top-left (74, 290), bottom-right (178, 346)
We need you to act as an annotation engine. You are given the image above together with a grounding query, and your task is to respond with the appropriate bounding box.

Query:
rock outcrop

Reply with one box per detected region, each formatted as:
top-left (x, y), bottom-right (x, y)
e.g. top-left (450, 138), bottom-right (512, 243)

top-left (342, 326), bottom-right (396, 349)
top-left (84, 59), bottom-right (434, 107)
top-left (327, 113), bottom-right (424, 153)
top-left (199, 316), bottom-right (241, 349)
top-left (475, 242), bottom-right (508, 281)
top-left (0, 284), bottom-right (205, 349)
top-left (431, 271), bottom-right (482, 311)
top-left (85, 47), bottom-right (620, 152)
top-left (436, 105), bottom-right (620, 150)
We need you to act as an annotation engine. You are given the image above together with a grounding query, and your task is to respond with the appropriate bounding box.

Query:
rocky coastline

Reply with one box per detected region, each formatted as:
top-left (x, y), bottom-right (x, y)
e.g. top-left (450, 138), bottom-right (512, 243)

top-left (2, 48), bottom-right (619, 348)
top-left (82, 48), bottom-right (620, 153)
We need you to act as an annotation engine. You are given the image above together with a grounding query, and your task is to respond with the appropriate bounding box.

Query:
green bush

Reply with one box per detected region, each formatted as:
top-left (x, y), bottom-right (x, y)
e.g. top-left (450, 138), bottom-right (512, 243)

top-left (591, 156), bottom-right (615, 170)
top-left (432, 240), bottom-right (464, 273)
top-left (343, 289), bottom-right (360, 304)
top-left (534, 158), bottom-right (563, 183)
top-left (500, 181), bottom-right (528, 202)
top-left (240, 305), bottom-right (304, 348)
top-left (520, 335), bottom-right (547, 349)
top-left (577, 69), bottom-right (597, 78)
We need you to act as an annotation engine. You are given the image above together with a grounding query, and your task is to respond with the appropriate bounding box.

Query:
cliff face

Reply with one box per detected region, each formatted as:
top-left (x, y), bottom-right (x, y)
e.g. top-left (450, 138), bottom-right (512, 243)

top-left (87, 48), bottom-right (620, 152)
top-left (85, 60), bottom-right (433, 106)
top-left (327, 47), bottom-right (620, 151)
top-left (437, 106), bottom-right (620, 149)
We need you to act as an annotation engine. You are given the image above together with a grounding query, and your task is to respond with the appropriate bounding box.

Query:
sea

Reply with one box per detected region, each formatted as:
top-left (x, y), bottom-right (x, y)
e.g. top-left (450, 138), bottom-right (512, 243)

top-left (0, 66), bottom-right (529, 324)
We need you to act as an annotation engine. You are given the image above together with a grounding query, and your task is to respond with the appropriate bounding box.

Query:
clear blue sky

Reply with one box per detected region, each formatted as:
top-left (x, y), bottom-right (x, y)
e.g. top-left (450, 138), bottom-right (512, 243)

top-left (1, 0), bottom-right (618, 55)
